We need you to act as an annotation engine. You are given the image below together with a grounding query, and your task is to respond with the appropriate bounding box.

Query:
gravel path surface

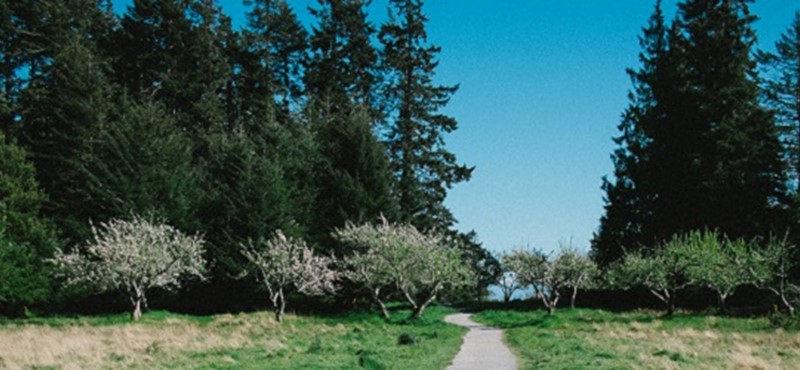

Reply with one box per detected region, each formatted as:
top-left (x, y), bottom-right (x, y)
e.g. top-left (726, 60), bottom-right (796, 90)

top-left (444, 313), bottom-right (518, 370)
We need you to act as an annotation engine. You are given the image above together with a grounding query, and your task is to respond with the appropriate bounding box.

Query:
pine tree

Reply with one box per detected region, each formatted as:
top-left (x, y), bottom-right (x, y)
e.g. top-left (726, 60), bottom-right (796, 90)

top-left (379, 0), bottom-right (472, 231)
top-left (310, 106), bottom-right (397, 250)
top-left (305, 0), bottom-right (378, 113)
top-left (241, 0), bottom-right (308, 119)
top-left (669, 0), bottom-right (786, 238)
top-left (19, 33), bottom-right (115, 243)
top-left (593, 0), bottom-right (787, 266)
top-left (0, 132), bottom-right (57, 315)
top-left (592, 1), bottom-right (667, 266)
top-left (758, 12), bottom-right (800, 187)
top-left (115, 0), bottom-right (230, 137)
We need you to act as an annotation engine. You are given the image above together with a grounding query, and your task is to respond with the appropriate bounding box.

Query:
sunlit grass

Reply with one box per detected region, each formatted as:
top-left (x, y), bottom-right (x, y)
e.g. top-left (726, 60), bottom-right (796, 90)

top-left (474, 308), bottom-right (800, 369)
top-left (0, 307), bottom-right (465, 369)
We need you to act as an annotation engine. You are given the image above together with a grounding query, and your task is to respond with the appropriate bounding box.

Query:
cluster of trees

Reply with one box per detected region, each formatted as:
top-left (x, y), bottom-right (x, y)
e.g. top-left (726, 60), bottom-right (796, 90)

top-left (594, 1), bottom-right (800, 277)
top-left (498, 246), bottom-right (596, 315)
top-left (0, 0), bottom-right (497, 316)
top-left (609, 231), bottom-right (798, 316)
top-left (51, 214), bottom-right (472, 321)
top-left (498, 231), bottom-right (797, 317)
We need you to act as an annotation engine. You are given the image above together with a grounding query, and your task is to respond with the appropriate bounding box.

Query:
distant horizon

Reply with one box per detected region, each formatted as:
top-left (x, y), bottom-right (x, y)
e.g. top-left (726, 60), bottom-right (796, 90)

top-left (112, 0), bottom-right (800, 254)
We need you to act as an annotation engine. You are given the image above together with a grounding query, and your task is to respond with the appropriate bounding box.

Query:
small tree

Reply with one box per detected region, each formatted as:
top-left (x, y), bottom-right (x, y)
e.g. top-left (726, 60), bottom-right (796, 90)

top-left (339, 247), bottom-right (393, 318)
top-left (503, 248), bottom-right (560, 315)
top-left (610, 237), bottom-right (692, 316)
top-left (554, 246), bottom-right (598, 309)
top-left (680, 231), bottom-right (751, 314)
top-left (494, 252), bottom-right (522, 303)
top-left (748, 236), bottom-right (798, 316)
top-left (52, 216), bottom-right (206, 320)
top-left (503, 246), bottom-right (597, 315)
top-left (241, 230), bottom-right (337, 322)
top-left (334, 218), bottom-right (473, 319)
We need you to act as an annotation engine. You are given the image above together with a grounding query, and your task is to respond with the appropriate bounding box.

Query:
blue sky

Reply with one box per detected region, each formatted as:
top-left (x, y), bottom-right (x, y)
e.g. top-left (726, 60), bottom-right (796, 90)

top-left (113, 0), bottom-right (799, 255)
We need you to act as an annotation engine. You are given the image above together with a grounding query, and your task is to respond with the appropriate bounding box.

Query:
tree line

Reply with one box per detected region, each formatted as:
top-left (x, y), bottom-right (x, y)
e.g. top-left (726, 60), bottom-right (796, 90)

top-left (593, 0), bottom-right (800, 276)
top-left (0, 0), bottom-right (498, 316)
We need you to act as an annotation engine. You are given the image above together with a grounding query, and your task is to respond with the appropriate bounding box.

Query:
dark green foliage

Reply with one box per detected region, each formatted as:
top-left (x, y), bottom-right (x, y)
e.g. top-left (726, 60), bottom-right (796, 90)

top-left (305, 0), bottom-right (379, 114)
top-left (593, 0), bottom-right (787, 266)
top-left (114, 0), bottom-right (230, 136)
top-left (443, 231), bottom-right (501, 302)
top-left (19, 33), bottom-right (115, 243)
top-left (66, 99), bottom-right (203, 239)
top-left (241, 0), bottom-right (308, 117)
top-left (201, 119), bottom-right (303, 277)
top-left (310, 106), bottom-right (397, 250)
top-left (0, 133), bottom-right (56, 314)
top-left (380, 0), bottom-right (472, 231)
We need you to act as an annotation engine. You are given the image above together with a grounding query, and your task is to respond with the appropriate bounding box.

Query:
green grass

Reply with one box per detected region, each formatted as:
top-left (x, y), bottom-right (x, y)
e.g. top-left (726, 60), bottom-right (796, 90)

top-left (474, 308), bottom-right (800, 369)
top-left (0, 307), bottom-right (465, 369)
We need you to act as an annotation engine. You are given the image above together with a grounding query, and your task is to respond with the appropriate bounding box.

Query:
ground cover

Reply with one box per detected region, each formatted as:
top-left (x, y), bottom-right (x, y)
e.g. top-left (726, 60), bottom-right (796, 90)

top-left (0, 307), bottom-right (464, 369)
top-left (473, 308), bottom-right (800, 370)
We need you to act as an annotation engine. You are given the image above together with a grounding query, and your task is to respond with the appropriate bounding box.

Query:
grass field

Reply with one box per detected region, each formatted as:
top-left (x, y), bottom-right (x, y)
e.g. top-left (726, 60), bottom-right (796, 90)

top-left (473, 308), bottom-right (800, 370)
top-left (0, 307), bottom-right (465, 369)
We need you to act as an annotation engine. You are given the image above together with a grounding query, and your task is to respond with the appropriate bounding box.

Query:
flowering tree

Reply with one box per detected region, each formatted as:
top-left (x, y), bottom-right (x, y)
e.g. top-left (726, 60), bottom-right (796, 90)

top-left (554, 246), bottom-right (597, 309)
top-left (52, 216), bottom-right (206, 320)
top-left (747, 236), bottom-right (798, 316)
top-left (503, 246), bottom-right (597, 315)
top-left (241, 230), bottom-right (337, 322)
top-left (680, 231), bottom-right (751, 314)
top-left (494, 252), bottom-right (522, 303)
top-left (609, 236), bottom-right (693, 316)
top-left (334, 217), bottom-right (473, 319)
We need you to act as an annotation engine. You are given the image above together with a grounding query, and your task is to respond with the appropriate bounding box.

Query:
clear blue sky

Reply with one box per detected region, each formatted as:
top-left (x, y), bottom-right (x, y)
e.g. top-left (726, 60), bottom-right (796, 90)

top-left (113, 0), bottom-right (799, 255)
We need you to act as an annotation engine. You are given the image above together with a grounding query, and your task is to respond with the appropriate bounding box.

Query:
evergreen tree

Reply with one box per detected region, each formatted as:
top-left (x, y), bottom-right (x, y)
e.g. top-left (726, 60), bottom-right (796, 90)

top-left (758, 12), bottom-right (800, 187)
top-left (69, 98), bottom-right (203, 238)
top-left (241, 0), bottom-right (308, 119)
top-left (668, 0), bottom-right (785, 238)
top-left (0, 0), bottom-right (114, 135)
top-left (19, 33), bottom-right (115, 243)
top-left (115, 0), bottom-right (230, 137)
top-left (310, 106), bottom-right (397, 250)
top-left (379, 0), bottom-right (472, 231)
top-left (593, 0), bottom-right (787, 266)
top-left (0, 132), bottom-right (57, 315)
top-left (305, 0), bottom-right (379, 113)
top-left (592, 1), bottom-right (667, 266)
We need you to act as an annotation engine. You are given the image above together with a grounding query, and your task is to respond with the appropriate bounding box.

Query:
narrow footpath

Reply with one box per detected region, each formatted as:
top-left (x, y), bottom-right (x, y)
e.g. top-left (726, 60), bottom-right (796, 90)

top-left (444, 313), bottom-right (518, 370)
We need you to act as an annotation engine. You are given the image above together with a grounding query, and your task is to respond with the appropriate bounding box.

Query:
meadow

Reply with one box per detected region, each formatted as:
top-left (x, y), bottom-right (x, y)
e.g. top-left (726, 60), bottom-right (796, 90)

top-left (0, 307), bottom-right (464, 369)
top-left (474, 308), bottom-right (800, 370)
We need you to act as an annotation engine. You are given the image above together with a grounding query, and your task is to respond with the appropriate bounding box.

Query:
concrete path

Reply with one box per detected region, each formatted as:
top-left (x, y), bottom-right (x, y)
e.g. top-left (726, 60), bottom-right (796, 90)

top-left (444, 313), bottom-right (518, 370)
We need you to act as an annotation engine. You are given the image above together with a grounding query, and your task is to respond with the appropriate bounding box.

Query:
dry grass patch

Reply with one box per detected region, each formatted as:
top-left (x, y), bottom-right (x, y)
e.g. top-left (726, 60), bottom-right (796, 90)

top-left (475, 309), bottom-right (800, 370)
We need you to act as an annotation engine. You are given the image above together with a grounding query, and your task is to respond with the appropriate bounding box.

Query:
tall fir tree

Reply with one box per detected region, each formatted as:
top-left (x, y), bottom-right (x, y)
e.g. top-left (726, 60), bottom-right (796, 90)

top-left (758, 12), bottom-right (800, 188)
top-left (309, 106), bottom-right (397, 250)
top-left (669, 0), bottom-right (786, 237)
top-left (19, 32), bottom-right (115, 243)
top-left (303, 0), bottom-right (396, 247)
top-left (379, 0), bottom-right (472, 231)
top-left (240, 0), bottom-right (308, 120)
top-left (0, 132), bottom-right (57, 315)
top-left (592, 1), bottom-right (668, 266)
top-left (115, 0), bottom-right (230, 137)
top-left (305, 0), bottom-right (379, 113)
top-left (593, 0), bottom-right (787, 266)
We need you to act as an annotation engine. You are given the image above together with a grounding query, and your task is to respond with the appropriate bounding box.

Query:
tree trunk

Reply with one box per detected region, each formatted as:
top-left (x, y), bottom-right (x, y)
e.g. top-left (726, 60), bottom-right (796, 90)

top-left (272, 289), bottom-right (285, 323)
top-left (547, 304), bottom-right (556, 316)
top-left (666, 297), bottom-right (675, 316)
top-left (718, 293), bottom-right (727, 315)
top-left (411, 293), bottom-right (437, 319)
top-left (131, 296), bottom-right (143, 321)
top-left (370, 287), bottom-right (390, 319)
top-left (570, 286), bottom-right (578, 309)
top-left (781, 293), bottom-right (795, 316)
